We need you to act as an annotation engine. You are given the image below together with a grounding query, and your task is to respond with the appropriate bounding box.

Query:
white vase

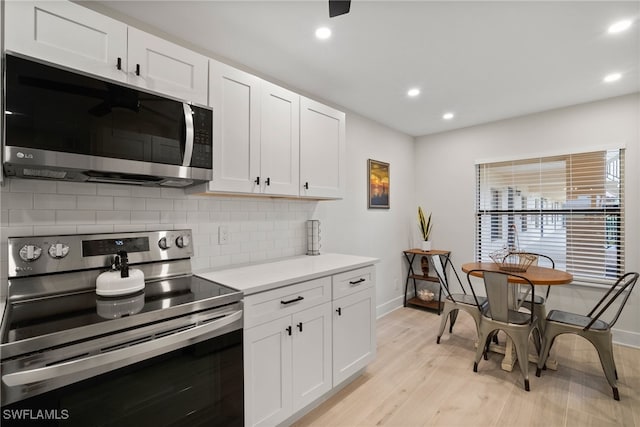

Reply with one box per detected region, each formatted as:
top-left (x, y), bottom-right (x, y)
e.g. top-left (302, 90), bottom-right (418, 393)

top-left (421, 240), bottom-right (432, 251)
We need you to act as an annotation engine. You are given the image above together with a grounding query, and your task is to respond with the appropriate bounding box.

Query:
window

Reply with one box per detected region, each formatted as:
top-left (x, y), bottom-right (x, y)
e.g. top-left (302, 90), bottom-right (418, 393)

top-left (476, 149), bottom-right (625, 284)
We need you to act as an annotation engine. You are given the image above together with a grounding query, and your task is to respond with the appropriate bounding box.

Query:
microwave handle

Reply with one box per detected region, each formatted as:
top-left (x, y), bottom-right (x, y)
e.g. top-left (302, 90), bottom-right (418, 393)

top-left (182, 103), bottom-right (194, 167)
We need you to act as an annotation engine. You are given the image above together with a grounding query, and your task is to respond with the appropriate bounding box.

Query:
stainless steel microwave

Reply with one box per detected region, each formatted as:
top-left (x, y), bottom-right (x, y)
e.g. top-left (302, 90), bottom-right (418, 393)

top-left (3, 55), bottom-right (213, 187)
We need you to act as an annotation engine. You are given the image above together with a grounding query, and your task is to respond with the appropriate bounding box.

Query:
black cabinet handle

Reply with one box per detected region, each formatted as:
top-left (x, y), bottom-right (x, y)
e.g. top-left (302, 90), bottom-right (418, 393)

top-left (266, 177), bottom-right (271, 186)
top-left (281, 296), bottom-right (304, 305)
top-left (255, 176), bottom-right (260, 185)
top-left (116, 57), bottom-right (122, 70)
top-left (286, 326), bottom-right (292, 336)
top-left (297, 322), bottom-right (303, 332)
top-left (135, 64), bottom-right (141, 76)
top-left (336, 307), bottom-right (342, 316)
top-left (349, 278), bottom-right (366, 285)
top-left (304, 182), bottom-right (309, 190)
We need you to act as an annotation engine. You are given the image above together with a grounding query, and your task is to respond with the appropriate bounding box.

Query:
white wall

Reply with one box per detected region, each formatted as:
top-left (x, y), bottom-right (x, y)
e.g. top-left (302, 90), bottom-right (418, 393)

top-left (314, 112), bottom-right (416, 317)
top-left (415, 93), bottom-right (640, 346)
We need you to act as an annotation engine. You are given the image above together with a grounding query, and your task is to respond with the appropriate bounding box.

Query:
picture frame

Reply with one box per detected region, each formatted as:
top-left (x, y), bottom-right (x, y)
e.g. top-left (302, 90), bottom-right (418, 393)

top-left (368, 159), bottom-right (390, 209)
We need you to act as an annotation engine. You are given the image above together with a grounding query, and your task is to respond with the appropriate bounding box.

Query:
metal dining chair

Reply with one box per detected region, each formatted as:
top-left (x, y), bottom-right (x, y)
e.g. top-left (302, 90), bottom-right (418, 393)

top-left (516, 252), bottom-right (555, 338)
top-left (536, 271), bottom-right (639, 400)
top-left (468, 269), bottom-right (539, 391)
top-left (431, 254), bottom-right (488, 344)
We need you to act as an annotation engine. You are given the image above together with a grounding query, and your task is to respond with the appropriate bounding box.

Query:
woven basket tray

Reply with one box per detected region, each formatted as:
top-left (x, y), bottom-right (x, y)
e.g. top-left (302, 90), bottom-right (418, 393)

top-left (489, 249), bottom-right (537, 272)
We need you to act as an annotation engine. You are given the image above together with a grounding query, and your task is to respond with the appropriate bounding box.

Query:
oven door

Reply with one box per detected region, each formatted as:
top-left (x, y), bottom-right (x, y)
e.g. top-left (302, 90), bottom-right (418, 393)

top-left (1, 304), bottom-right (243, 427)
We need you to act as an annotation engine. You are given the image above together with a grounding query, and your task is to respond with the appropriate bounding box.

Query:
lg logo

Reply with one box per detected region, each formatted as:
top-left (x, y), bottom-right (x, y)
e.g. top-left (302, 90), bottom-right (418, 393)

top-left (16, 152), bottom-right (34, 159)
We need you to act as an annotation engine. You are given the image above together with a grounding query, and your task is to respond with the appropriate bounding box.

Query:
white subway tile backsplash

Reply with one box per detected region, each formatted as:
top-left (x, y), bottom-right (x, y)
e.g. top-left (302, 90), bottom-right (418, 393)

top-left (57, 182), bottom-right (97, 195)
top-left (97, 211), bottom-right (131, 224)
top-left (34, 194), bottom-right (76, 210)
top-left (56, 210), bottom-right (95, 225)
top-left (77, 196), bottom-right (113, 211)
top-left (97, 184), bottom-right (132, 197)
top-left (131, 211), bottom-right (159, 224)
top-left (146, 198), bottom-right (172, 211)
top-left (4, 193), bottom-right (34, 209)
top-left (34, 225), bottom-right (77, 235)
top-left (10, 179), bottom-right (57, 194)
top-left (1, 179), bottom-right (314, 286)
top-left (10, 209), bottom-right (56, 225)
top-left (114, 197), bottom-right (145, 211)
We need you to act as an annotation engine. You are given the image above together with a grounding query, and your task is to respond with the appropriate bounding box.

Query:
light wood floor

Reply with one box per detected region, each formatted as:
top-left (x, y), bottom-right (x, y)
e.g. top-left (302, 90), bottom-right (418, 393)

top-left (294, 307), bottom-right (640, 427)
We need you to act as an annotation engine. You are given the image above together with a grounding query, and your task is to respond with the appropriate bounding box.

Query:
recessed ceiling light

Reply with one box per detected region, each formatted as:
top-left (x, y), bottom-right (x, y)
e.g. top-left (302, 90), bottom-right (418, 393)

top-left (315, 27), bottom-right (331, 40)
top-left (443, 112), bottom-right (454, 120)
top-left (603, 73), bottom-right (622, 83)
top-left (407, 88), bottom-right (420, 97)
top-left (608, 19), bottom-right (633, 34)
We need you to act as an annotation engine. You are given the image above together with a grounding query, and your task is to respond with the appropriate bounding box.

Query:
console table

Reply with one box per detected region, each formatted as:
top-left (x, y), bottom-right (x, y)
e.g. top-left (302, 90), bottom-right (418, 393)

top-left (402, 249), bottom-right (451, 314)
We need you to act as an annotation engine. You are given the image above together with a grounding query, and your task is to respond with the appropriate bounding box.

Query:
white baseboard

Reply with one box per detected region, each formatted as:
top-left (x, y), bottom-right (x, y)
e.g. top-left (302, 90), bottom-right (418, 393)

top-left (612, 328), bottom-right (640, 349)
top-left (376, 294), bottom-right (405, 319)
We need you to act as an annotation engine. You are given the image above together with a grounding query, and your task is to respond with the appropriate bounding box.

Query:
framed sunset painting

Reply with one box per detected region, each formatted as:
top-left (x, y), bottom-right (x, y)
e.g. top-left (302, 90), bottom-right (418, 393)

top-left (368, 159), bottom-right (390, 209)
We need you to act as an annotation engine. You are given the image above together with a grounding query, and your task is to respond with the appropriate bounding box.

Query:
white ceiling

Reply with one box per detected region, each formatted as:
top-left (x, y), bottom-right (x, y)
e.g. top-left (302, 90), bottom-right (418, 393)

top-left (93, 1), bottom-right (639, 137)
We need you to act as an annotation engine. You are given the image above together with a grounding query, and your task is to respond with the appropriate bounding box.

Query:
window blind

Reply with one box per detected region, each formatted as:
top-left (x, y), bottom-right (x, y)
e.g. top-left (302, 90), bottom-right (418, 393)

top-left (475, 149), bottom-right (625, 284)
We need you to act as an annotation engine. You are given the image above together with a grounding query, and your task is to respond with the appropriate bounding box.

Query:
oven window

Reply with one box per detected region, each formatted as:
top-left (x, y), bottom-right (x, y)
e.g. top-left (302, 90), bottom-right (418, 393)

top-left (1, 330), bottom-right (243, 427)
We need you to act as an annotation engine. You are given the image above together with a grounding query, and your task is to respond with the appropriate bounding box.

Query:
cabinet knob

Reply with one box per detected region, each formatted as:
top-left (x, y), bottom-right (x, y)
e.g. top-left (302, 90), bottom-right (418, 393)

top-left (265, 177), bottom-right (271, 186)
top-left (336, 307), bottom-right (342, 316)
top-left (286, 326), bottom-right (292, 336)
top-left (135, 64), bottom-right (141, 76)
top-left (297, 322), bottom-right (303, 332)
top-left (116, 57), bottom-right (122, 70)
top-left (255, 177), bottom-right (260, 185)
top-left (304, 182), bottom-right (309, 190)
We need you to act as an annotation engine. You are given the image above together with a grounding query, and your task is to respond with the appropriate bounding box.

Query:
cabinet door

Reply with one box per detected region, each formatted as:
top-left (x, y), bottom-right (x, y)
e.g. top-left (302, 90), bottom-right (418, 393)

top-left (244, 316), bottom-right (292, 427)
top-left (291, 303), bottom-right (332, 412)
top-left (300, 97), bottom-right (346, 199)
top-left (260, 82), bottom-right (300, 196)
top-left (208, 60), bottom-right (262, 194)
top-left (127, 27), bottom-right (208, 105)
top-left (5, 1), bottom-right (127, 82)
top-left (333, 288), bottom-right (376, 385)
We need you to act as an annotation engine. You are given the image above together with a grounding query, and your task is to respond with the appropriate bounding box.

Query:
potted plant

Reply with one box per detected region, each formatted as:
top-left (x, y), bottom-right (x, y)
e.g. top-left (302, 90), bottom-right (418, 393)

top-left (418, 206), bottom-right (433, 251)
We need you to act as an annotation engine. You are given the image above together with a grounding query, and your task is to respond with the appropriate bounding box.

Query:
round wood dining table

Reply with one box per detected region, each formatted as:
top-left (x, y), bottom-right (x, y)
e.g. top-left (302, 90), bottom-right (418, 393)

top-left (460, 262), bottom-right (573, 372)
top-left (461, 262), bottom-right (573, 285)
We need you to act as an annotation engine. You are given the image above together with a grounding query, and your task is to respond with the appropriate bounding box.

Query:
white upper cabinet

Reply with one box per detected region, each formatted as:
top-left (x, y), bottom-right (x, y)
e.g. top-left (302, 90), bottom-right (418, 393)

top-left (260, 82), bottom-right (300, 196)
top-left (208, 60), bottom-right (262, 194)
top-left (5, 1), bottom-right (208, 104)
top-left (127, 27), bottom-right (208, 105)
top-left (5, 1), bottom-right (128, 83)
top-left (205, 60), bottom-right (300, 197)
top-left (300, 97), bottom-right (346, 199)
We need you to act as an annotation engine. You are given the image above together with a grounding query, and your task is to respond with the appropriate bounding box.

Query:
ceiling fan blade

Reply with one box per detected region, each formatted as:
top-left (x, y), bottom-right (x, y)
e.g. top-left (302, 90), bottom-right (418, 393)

top-left (329, 0), bottom-right (351, 18)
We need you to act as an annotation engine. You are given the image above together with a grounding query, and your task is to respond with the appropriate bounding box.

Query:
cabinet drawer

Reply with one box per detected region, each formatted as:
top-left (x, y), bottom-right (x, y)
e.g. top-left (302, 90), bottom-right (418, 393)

top-left (244, 277), bottom-right (331, 329)
top-left (332, 266), bottom-right (375, 299)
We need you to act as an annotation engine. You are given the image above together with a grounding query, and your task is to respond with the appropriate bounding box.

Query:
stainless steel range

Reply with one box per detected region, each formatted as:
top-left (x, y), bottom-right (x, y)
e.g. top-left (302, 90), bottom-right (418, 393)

top-left (0, 230), bottom-right (243, 426)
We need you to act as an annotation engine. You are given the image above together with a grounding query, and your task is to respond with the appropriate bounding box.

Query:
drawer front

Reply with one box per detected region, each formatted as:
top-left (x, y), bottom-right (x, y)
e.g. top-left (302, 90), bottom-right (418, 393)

top-left (244, 277), bottom-right (332, 329)
top-left (332, 266), bottom-right (375, 299)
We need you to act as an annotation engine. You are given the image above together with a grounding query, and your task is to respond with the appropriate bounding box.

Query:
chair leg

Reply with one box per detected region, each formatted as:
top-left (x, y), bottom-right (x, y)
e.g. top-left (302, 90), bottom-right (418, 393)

top-left (474, 329), bottom-right (492, 372)
top-left (449, 309), bottom-right (459, 333)
top-left (437, 305), bottom-right (454, 344)
top-left (511, 330), bottom-right (532, 392)
top-left (590, 334), bottom-right (618, 400)
top-left (536, 330), bottom-right (556, 377)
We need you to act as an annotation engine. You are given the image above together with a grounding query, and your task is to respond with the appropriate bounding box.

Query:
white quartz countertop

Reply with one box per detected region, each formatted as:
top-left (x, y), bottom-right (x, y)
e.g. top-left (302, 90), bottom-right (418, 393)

top-left (196, 253), bottom-right (379, 295)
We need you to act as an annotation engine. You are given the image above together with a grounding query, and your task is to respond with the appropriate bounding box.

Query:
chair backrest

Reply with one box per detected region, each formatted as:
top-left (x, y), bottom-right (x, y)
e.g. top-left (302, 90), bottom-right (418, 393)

top-left (467, 269), bottom-right (535, 324)
top-left (429, 254), bottom-right (473, 303)
top-left (585, 272), bottom-right (639, 330)
top-left (516, 252), bottom-right (554, 299)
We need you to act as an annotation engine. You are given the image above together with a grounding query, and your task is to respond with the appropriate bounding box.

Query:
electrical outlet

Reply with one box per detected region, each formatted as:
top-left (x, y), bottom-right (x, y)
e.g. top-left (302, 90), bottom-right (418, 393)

top-left (218, 225), bottom-right (229, 245)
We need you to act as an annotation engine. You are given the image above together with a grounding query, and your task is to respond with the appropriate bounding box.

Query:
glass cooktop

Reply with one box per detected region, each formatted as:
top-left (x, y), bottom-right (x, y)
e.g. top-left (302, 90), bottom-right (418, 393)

top-left (2, 275), bottom-right (240, 345)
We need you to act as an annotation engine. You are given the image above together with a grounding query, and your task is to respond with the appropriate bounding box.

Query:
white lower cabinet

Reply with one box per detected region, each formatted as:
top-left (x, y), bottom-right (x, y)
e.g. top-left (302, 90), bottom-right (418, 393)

top-left (244, 302), bottom-right (331, 427)
top-left (244, 266), bottom-right (376, 426)
top-left (333, 288), bottom-right (376, 385)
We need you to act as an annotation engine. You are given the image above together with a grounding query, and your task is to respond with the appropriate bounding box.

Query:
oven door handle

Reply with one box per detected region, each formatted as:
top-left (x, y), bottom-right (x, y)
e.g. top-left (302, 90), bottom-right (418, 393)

top-left (2, 309), bottom-right (242, 387)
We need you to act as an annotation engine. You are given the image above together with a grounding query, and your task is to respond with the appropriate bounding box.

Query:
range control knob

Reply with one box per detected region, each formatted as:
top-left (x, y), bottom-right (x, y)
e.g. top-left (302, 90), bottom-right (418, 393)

top-left (19, 244), bottom-right (43, 262)
top-left (176, 235), bottom-right (191, 248)
top-left (158, 237), bottom-right (172, 250)
top-left (48, 243), bottom-right (70, 259)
